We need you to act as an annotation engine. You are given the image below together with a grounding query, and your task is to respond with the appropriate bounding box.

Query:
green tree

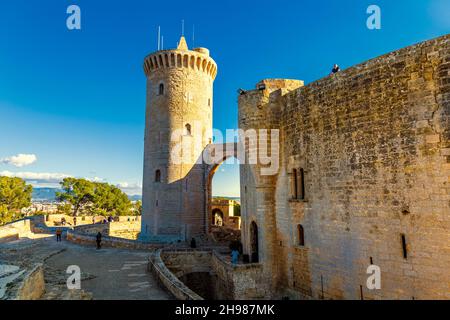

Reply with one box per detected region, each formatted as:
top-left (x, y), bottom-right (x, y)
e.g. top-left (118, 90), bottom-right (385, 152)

top-left (93, 183), bottom-right (132, 216)
top-left (0, 176), bottom-right (32, 225)
top-left (56, 178), bottom-right (132, 217)
top-left (57, 203), bottom-right (72, 215)
top-left (56, 178), bottom-right (95, 216)
top-left (0, 176), bottom-right (32, 211)
top-left (0, 205), bottom-right (21, 226)
top-left (133, 200), bottom-right (142, 216)
top-left (233, 203), bottom-right (241, 217)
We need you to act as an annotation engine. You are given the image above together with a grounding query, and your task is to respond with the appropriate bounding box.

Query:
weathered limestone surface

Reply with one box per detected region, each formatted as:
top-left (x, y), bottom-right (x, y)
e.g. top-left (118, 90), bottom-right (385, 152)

top-left (141, 37), bottom-right (217, 242)
top-left (239, 34), bottom-right (450, 300)
top-left (14, 264), bottom-right (45, 300)
top-left (149, 250), bottom-right (203, 300)
top-left (109, 221), bottom-right (141, 239)
top-left (66, 229), bottom-right (163, 250)
top-left (0, 219), bottom-right (33, 242)
top-left (210, 251), bottom-right (268, 300)
top-left (154, 250), bottom-right (268, 300)
top-left (72, 220), bottom-right (141, 240)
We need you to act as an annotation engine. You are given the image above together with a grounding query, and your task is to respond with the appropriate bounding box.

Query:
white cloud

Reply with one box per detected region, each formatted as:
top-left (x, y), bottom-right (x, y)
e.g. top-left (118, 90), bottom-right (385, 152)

top-left (1, 154), bottom-right (37, 167)
top-left (0, 171), bottom-right (71, 185)
top-left (116, 182), bottom-right (142, 196)
top-left (86, 177), bottom-right (105, 183)
top-left (0, 170), bottom-right (142, 195)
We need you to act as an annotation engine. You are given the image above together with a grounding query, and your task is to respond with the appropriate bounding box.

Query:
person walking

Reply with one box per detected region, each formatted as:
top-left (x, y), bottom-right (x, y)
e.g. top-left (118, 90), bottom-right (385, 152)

top-left (96, 232), bottom-right (102, 250)
top-left (56, 228), bottom-right (62, 242)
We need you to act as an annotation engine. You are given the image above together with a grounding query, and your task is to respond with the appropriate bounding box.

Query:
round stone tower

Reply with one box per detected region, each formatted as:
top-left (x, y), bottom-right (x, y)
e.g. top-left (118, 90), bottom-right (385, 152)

top-left (140, 36), bottom-right (218, 242)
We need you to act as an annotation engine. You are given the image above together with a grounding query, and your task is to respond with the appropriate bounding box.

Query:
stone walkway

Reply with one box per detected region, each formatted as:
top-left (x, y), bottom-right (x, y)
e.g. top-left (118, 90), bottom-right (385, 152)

top-left (0, 236), bottom-right (171, 300)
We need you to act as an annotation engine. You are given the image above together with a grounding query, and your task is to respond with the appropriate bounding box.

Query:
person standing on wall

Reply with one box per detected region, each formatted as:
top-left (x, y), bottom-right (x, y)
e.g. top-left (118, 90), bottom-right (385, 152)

top-left (330, 64), bottom-right (340, 75)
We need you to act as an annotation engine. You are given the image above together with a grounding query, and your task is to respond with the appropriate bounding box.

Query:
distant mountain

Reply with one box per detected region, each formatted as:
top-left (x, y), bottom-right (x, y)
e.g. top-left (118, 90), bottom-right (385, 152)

top-left (213, 196), bottom-right (241, 202)
top-left (129, 195), bottom-right (142, 201)
top-left (32, 187), bottom-right (142, 202)
top-left (32, 188), bottom-right (62, 202)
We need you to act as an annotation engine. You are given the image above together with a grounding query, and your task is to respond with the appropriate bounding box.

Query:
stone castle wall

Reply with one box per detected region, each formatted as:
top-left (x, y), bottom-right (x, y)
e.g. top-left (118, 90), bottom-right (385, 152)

top-left (154, 250), bottom-right (268, 300)
top-left (239, 34), bottom-right (450, 299)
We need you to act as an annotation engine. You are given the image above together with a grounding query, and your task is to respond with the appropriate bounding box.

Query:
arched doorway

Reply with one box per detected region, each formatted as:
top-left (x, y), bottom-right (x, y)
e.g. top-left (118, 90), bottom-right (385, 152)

top-left (250, 221), bottom-right (259, 263)
top-left (206, 144), bottom-right (240, 234)
top-left (212, 209), bottom-right (224, 226)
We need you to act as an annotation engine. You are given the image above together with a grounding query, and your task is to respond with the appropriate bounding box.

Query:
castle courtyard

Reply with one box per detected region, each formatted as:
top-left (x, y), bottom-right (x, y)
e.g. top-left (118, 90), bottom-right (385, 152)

top-left (0, 234), bottom-right (170, 300)
top-left (1, 1), bottom-right (449, 307)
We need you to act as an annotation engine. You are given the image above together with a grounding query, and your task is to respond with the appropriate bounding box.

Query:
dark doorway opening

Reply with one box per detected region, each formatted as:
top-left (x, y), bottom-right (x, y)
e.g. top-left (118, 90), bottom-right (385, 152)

top-left (250, 221), bottom-right (259, 263)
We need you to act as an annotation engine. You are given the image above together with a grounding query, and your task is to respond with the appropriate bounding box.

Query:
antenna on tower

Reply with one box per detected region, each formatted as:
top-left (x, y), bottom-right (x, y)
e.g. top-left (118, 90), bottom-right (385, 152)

top-left (192, 24), bottom-right (195, 48)
top-left (157, 26), bottom-right (161, 50)
top-left (182, 19), bottom-right (185, 36)
top-left (161, 35), bottom-right (164, 50)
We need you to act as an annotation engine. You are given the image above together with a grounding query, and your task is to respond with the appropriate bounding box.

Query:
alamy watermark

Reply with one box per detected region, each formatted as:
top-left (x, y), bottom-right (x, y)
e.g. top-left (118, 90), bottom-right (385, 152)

top-left (367, 5), bottom-right (381, 30)
top-left (66, 5), bottom-right (81, 30)
top-left (366, 264), bottom-right (381, 290)
top-left (66, 265), bottom-right (81, 290)
top-left (169, 121), bottom-right (280, 176)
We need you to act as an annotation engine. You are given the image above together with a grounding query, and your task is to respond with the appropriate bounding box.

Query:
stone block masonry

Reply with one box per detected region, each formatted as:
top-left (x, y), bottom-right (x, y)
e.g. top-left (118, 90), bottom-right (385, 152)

top-left (239, 34), bottom-right (450, 300)
top-left (152, 250), bottom-right (268, 300)
top-left (140, 36), bottom-right (217, 242)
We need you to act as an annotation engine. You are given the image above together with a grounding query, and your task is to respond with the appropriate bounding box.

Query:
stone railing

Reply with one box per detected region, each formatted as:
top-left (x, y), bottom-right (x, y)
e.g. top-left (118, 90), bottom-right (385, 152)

top-left (66, 228), bottom-right (162, 250)
top-left (69, 220), bottom-right (140, 240)
top-left (0, 219), bottom-right (34, 243)
top-left (148, 249), bottom-right (203, 300)
top-left (150, 248), bottom-right (268, 300)
top-left (1, 263), bottom-right (46, 300)
top-left (211, 251), bottom-right (268, 300)
top-left (72, 223), bottom-right (108, 236)
top-left (43, 214), bottom-right (140, 226)
top-left (108, 221), bottom-right (140, 240)
top-left (13, 264), bottom-right (45, 300)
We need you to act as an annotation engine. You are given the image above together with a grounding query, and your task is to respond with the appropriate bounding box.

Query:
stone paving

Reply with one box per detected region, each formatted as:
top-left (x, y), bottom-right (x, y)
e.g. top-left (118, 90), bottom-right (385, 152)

top-left (0, 235), bottom-right (171, 300)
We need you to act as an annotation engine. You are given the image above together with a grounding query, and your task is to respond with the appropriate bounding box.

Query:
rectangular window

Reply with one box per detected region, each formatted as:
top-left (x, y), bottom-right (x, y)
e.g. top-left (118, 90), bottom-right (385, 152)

top-left (292, 169), bottom-right (298, 199)
top-left (292, 168), bottom-right (306, 200)
top-left (299, 168), bottom-right (305, 200)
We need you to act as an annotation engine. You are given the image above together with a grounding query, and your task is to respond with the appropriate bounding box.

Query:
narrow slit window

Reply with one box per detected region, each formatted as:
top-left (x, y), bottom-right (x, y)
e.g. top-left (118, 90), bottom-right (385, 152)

top-left (401, 234), bottom-right (407, 259)
top-left (297, 224), bottom-right (305, 246)
top-left (158, 83), bottom-right (164, 95)
top-left (299, 168), bottom-right (305, 200)
top-left (155, 170), bottom-right (161, 183)
top-left (292, 169), bottom-right (298, 199)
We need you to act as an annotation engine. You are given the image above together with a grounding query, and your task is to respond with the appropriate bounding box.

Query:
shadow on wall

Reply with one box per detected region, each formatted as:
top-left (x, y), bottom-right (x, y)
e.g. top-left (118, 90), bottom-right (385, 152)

top-left (142, 143), bottom-right (240, 241)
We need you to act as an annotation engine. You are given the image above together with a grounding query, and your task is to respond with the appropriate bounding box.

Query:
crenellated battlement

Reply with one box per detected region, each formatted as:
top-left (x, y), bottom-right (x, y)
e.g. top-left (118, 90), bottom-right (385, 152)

top-left (143, 37), bottom-right (217, 79)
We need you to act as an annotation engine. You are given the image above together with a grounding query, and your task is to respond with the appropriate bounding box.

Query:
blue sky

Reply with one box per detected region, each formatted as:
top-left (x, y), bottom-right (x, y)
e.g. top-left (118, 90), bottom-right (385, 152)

top-left (0, 0), bottom-right (449, 197)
